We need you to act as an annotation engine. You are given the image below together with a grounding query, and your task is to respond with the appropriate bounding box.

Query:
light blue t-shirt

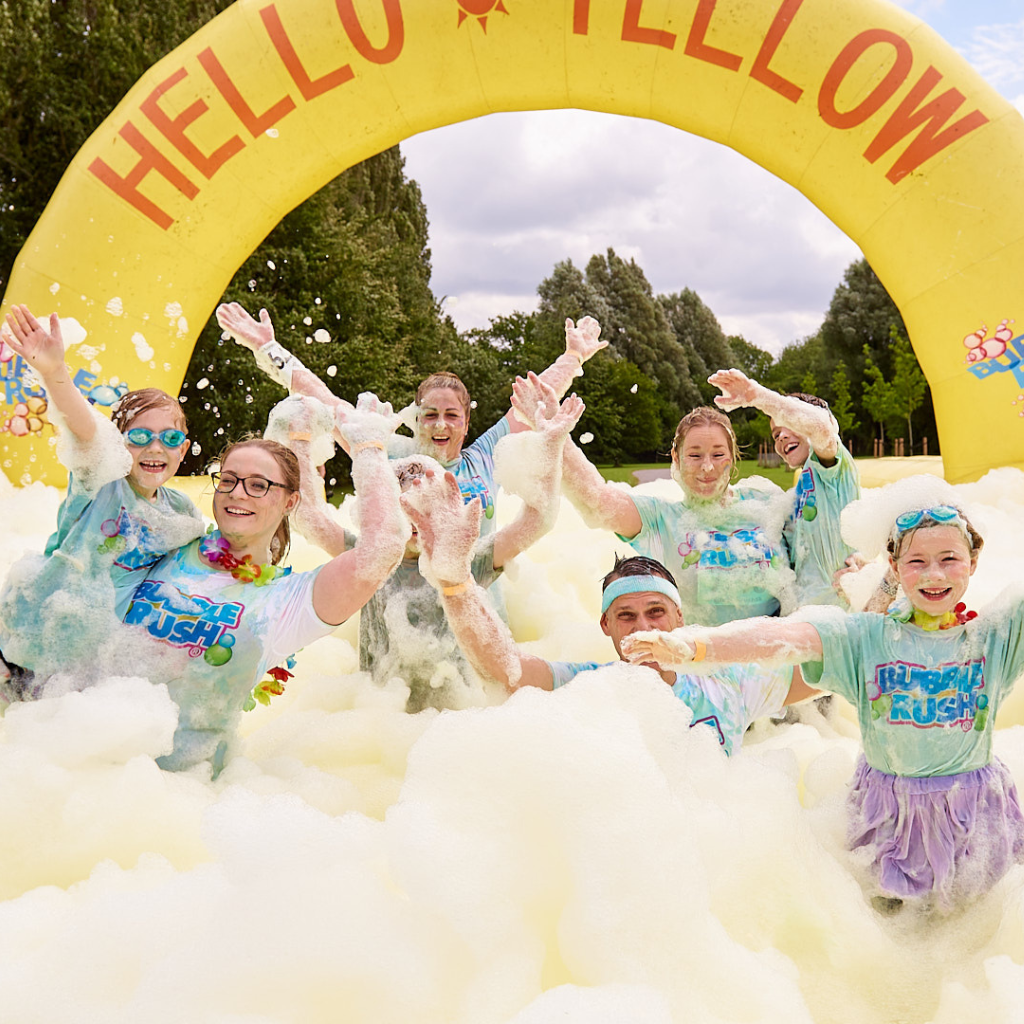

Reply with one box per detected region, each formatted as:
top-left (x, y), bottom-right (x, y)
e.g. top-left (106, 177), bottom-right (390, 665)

top-left (625, 483), bottom-right (794, 626)
top-left (547, 659), bottom-right (793, 755)
top-left (802, 600), bottom-right (1024, 776)
top-left (783, 442), bottom-right (859, 607)
top-left (441, 416), bottom-right (511, 538)
top-left (0, 475), bottom-right (203, 673)
top-left (125, 540), bottom-right (334, 772)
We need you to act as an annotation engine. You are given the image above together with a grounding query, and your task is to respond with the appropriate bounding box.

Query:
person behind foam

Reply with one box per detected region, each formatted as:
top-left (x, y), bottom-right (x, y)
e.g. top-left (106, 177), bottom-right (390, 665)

top-left (214, 302), bottom-right (607, 539)
top-left (0, 304), bottom-right (204, 697)
top-left (122, 393), bottom-right (408, 776)
top-left (268, 383), bottom-right (584, 712)
top-left (554, 357), bottom-right (794, 626)
top-left (400, 470), bottom-right (817, 757)
top-left (709, 368), bottom-right (860, 607)
top-left (622, 483), bottom-right (1024, 911)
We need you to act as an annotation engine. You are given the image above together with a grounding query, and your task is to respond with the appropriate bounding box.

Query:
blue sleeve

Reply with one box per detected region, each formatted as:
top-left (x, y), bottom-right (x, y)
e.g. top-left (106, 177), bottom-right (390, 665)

top-left (546, 660), bottom-right (607, 689)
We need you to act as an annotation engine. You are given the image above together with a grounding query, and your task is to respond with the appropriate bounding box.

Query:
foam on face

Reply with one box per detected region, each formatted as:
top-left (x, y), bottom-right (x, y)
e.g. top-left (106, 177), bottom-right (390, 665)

top-left (2, 471), bottom-right (1024, 1021)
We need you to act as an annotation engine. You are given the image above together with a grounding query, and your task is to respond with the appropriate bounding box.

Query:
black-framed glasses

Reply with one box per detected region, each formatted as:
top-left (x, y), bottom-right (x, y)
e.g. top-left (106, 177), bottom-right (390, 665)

top-left (211, 471), bottom-right (289, 498)
top-left (125, 427), bottom-right (186, 448)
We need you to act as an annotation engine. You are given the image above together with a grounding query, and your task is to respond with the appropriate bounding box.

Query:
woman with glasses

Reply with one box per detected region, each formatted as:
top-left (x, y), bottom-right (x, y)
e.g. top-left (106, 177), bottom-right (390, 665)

top-left (0, 305), bottom-right (204, 697)
top-left (622, 478), bottom-right (1024, 911)
top-left (123, 393), bottom-right (408, 775)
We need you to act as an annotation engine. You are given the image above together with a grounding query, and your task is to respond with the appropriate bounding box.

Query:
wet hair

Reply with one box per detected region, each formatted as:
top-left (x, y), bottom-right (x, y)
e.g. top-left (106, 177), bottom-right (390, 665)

top-left (416, 372), bottom-right (471, 423)
top-left (393, 457), bottom-right (433, 490)
top-left (111, 388), bottom-right (187, 434)
top-left (786, 392), bottom-right (830, 411)
top-left (601, 554), bottom-right (678, 592)
top-left (216, 436), bottom-right (300, 564)
top-left (886, 508), bottom-right (985, 563)
top-left (671, 406), bottom-right (739, 467)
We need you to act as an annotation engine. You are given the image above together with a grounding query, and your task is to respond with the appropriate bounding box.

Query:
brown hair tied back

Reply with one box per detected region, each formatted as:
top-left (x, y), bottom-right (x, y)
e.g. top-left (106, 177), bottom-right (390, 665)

top-left (416, 372), bottom-right (472, 422)
top-left (671, 406), bottom-right (740, 467)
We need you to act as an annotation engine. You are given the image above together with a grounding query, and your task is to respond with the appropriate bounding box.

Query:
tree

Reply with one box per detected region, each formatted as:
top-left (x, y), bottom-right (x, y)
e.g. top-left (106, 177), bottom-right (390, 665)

top-left (890, 329), bottom-right (928, 451)
top-left (861, 344), bottom-right (901, 444)
top-left (829, 364), bottom-right (859, 438)
top-left (659, 288), bottom-right (733, 405)
top-left (728, 336), bottom-right (773, 382)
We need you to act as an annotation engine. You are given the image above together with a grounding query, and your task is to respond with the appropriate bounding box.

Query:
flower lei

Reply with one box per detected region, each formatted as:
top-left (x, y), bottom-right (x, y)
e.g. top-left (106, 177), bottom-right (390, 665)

top-left (890, 601), bottom-right (977, 631)
top-left (199, 528), bottom-right (284, 586)
top-left (243, 662), bottom-right (295, 712)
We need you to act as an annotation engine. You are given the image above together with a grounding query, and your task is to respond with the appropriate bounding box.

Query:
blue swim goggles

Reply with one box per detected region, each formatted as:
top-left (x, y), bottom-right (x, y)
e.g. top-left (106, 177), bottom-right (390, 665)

top-left (124, 427), bottom-right (187, 448)
top-left (893, 505), bottom-right (962, 534)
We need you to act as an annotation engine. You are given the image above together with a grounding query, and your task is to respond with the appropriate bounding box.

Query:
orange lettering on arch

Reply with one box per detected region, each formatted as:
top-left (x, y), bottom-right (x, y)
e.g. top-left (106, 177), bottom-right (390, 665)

top-left (749, 0), bottom-right (805, 103)
top-left (622, 0), bottom-right (676, 50)
top-left (260, 3), bottom-right (354, 101)
top-left (685, 0), bottom-right (741, 71)
top-left (818, 29), bottom-right (912, 129)
top-left (89, 122), bottom-right (199, 231)
top-left (140, 67), bottom-right (245, 180)
top-left (198, 46), bottom-right (296, 137)
top-left (336, 0), bottom-right (405, 65)
top-left (573, 0), bottom-right (590, 35)
top-left (865, 66), bottom-right (990, 183)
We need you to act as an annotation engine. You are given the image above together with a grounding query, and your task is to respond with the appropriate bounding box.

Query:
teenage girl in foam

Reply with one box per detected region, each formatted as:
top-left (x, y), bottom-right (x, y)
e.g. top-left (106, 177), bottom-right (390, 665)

top-left (0, 304), bottom-right (204, 694)
top-left (554, 375), bottom-right (794, 627)
top-left (621, 481), bottom-right (1024, 910)
top-left (214, 302), bottom-right (607, 538)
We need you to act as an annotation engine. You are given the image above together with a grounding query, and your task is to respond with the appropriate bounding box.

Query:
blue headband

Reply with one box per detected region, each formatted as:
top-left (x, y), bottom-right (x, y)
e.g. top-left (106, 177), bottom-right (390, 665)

top-left (601, 575), bottom-right (682, 614)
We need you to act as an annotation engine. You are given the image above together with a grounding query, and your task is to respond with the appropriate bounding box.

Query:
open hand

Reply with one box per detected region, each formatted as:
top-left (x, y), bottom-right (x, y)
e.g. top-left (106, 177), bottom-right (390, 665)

top-left (565, 316), bottom-right (607, 362)
top-left (216, 302), bottom-right (275, 353)
top-left (400, 468), bottom-right (480, 587)
top-left (708, 368), bottom-right (758, 412)
top-left (4, 304), bottom-right (66, 379)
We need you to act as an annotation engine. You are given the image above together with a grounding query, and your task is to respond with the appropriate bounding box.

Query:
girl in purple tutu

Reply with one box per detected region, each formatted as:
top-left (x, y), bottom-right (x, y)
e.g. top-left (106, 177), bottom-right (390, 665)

top-left (620, 479), bottom-right (1024, 911)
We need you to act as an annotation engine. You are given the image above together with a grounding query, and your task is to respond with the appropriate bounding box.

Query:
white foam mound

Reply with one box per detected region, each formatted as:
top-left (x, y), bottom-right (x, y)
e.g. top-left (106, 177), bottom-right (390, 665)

top-left (1, 469), bottom-right (1024, 1021)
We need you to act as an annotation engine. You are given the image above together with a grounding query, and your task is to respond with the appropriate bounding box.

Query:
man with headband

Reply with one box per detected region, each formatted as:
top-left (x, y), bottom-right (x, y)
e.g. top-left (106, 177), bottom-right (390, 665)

top-left (401, 471), bottom-right (817, 757)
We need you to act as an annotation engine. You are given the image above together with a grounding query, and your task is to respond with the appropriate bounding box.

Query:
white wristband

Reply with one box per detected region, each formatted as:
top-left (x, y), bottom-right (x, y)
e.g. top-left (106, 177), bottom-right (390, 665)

top-left (254, 340), bottom-right (305, 390)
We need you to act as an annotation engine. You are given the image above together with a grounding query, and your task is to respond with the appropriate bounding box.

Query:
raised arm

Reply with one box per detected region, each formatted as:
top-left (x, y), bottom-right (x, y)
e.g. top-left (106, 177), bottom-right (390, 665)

top-left (620, 616), bottom-right (823, 669)
top-left (216, 302), bottom-right (356, 452)
top-left (311, 394), bottom-right (407, 624)
top-left (710, 368), bottom-right (839, 464)
top-left (506, 316), bottom-right (606, 434)
top-left (401, 469), bottom-right (554, 691)
top-left (265, 395), bottom-right (349, 558)
top-left (491, 376), bottom-right (585, 567)
top-left (4, 304), bottom-right (96, 442)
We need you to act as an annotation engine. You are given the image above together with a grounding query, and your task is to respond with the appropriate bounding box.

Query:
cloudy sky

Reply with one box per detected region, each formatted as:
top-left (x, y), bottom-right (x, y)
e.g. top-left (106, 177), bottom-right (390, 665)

top-left (401, 1), bottom-right (1024, 355)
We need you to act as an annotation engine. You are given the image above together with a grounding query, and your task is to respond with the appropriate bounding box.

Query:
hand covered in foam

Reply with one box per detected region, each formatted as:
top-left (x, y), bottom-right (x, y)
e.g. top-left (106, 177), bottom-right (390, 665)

top-left (4, 304), bottom-right (67, 379)
top-left (511, 371), bottom-right (560, 429)
top-left (564, 316), bottom-right (607, 365)
top-left (336, 392), bottom-right (401, 449)
top-left (621, 628), bottom-right (701, 667)
top-left (265, 395), bottom-right (337, 468)
top-left (216, 302), bottom-right (274, 352)
top-left (708, 368), bottom-right (759, 412)
top-left (400, 469), bottom-right (480, 588)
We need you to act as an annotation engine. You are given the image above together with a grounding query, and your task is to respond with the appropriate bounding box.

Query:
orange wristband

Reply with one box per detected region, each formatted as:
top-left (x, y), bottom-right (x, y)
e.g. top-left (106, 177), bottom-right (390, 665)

top-left (692, 639), bottom-right (707, 663)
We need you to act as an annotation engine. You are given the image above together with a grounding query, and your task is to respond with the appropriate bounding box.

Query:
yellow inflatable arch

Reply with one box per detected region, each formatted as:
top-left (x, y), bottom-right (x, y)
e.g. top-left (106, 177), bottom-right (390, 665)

top-left (3, 0), bottom-right (1024, 485)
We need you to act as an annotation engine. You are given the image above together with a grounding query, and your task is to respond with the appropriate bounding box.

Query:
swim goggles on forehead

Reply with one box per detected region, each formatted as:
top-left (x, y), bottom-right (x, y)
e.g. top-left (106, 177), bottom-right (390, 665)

top-left (124, 427), bottom-right (186, 448)
top-left (892, 505), bottom-right (964, 535)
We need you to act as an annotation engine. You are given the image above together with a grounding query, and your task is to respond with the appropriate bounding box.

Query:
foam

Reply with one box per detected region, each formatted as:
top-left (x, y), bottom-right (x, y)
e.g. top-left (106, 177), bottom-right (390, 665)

top-left (1, 470), bottom-right (1024, 1021)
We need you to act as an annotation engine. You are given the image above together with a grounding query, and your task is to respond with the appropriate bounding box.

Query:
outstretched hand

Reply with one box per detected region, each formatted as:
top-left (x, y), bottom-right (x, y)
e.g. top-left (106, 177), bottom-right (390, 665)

top-left (336, 391), bottom-right (400, 448)
top-left (511, 370), bottom-right (559, 429)
top-left (215, 302), bottom-right (275, 353)
top-left (400, 468), bottom-right (481, 587)
top-left (565, 316), bottom-right (607, 362)
top-left (708, 368), bottom-right (759, 412)
top-left (620, 628), bottom-right (697, 667)
top-left (4, 304), bottom-right (66, 379)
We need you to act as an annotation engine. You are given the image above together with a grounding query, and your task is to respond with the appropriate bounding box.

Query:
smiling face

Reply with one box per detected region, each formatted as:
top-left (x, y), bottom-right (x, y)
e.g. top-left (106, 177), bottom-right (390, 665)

top-left (212, 446), bottom-right (299, 559)
top-left (601, 591), bottom-right (683, 682)
top-left (770, 420), bottom-right (810, 469)
top-left (416, 387), bottom-right (469, 464)
top-left (891, 525), bottom-right (976, 618)
top-left (124, 407), bottom-right (190, 499)
top-left (672, 424), bottom-right (734, 501)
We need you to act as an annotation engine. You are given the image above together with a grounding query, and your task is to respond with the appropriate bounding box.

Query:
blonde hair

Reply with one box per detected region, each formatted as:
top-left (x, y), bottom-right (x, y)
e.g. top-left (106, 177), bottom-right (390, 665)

top-left (671, 406), bottom-right (739, 466)
top-left (216, 436), bottom-right (300, 565)
top-left (111, 388), bottom-right (187, 434)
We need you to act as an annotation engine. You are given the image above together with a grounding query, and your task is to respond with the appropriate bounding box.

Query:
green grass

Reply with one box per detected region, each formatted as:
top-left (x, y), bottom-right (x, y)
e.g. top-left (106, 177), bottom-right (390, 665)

top-left (595, 460), bottom-right (797, 489)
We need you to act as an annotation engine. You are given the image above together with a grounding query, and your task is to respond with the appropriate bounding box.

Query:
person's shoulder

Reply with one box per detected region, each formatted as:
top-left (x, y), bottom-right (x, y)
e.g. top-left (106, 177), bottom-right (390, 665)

top-left (734, 477), bottom-right (785, 501)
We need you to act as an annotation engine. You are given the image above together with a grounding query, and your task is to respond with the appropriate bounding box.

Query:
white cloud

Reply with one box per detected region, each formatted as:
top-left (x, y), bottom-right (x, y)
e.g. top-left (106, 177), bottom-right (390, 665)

top-left (964, 19), bottom-right (1024, 90)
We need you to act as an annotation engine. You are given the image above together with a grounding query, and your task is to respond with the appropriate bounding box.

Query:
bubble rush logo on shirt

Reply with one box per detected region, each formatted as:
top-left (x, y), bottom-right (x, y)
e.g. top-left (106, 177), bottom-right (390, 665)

top-left (867, 657), bottom-right (987, 731)
top-left (99, 506), bottom-right (164, 571)
top-left (126, 578), bottom-right (244, 658)
top-left (677, 529), bottom-right (778, 570)
top-left (459, 475), bottom-right (494, 519)
top-left (793, 469), bottom-right (818, 522)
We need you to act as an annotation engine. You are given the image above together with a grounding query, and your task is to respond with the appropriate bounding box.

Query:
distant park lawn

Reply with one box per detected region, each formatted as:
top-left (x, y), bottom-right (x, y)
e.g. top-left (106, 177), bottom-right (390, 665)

top-left (595, 460), bottom-right (797, 489)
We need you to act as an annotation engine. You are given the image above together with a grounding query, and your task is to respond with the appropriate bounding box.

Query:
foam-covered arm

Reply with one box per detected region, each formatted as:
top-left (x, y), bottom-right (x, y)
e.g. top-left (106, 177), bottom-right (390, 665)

top-left (710, 368), bottom-right (839, 462)
top-left (311, 395), bottom-right (407, 624)
top-left (4, 305), bottom-right (96, 443)
top-left (266, 396), bottom-right (348, 558)
top-left (561, 438), bottom-right (642, 537)
top-left (621, 618), bottom-right (823, 668)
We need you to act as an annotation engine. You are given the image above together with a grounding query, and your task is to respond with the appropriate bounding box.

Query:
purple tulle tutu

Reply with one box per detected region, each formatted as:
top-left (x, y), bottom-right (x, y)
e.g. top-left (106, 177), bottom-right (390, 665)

top-left (847, 756), bottom-right (1024, 908)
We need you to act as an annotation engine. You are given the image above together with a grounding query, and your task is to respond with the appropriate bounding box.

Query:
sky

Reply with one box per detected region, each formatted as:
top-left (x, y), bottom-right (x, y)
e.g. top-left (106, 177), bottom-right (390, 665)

top-left (401, 1), bottom-right (1024, 356)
